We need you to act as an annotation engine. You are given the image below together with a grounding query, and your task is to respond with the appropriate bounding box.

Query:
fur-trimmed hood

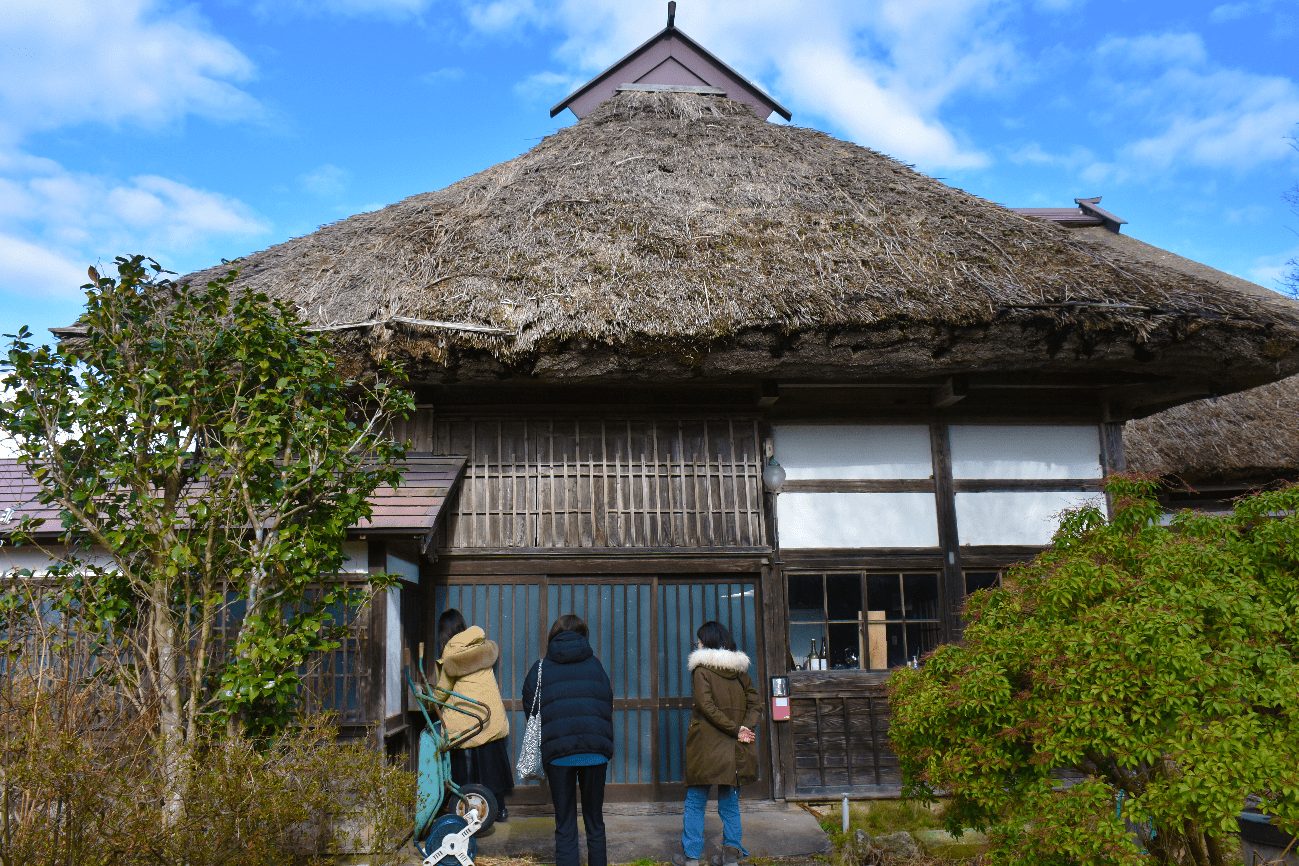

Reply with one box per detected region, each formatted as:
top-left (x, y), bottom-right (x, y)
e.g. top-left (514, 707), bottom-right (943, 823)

top-left (439, 625), bottom-right (500, 677)
top-left (687, 647), bottom-right (751, 676)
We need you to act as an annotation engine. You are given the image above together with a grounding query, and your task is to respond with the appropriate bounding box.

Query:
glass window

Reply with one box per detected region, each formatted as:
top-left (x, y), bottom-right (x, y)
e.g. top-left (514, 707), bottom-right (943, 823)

top-left (949, 425), bottom-right (1102, 479)
top-left (788, 571), bottom-right (943, 671)
top-left (964, 571), bottom-right (1001, 595)
top-left (777, 492), bottom-right (939, 548)
top-left (955, 491), bottom-right (1106, 546)
top-left (773, 424), bottom-right (933, 480)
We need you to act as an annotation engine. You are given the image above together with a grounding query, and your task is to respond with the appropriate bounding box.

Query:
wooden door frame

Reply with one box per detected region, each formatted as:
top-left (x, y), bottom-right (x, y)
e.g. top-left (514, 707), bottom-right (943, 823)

top-left (428, 559), bottom-right (770, 802)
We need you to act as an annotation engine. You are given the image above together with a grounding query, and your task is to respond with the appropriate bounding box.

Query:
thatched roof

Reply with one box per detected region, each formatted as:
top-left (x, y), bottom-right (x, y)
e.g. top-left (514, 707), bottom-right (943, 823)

top-left (185, 90), bottom-right (1299, 406)
top-left (1124, 374), bottom-right (1299, 483)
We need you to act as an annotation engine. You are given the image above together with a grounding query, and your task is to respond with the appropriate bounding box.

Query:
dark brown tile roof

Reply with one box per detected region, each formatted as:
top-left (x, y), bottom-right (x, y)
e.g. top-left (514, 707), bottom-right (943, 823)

top-left (0, 459), bottom-right (62, 529)
top-left (0, 456), bottom-right (466, 537)
top-left (355, 455), bottom-right (466, 535)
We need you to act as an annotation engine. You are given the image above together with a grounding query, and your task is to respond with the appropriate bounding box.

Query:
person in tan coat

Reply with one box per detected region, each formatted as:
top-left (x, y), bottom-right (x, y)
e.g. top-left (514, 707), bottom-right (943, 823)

top-left (674, 621), bottom-right (760, 866)
top-left (436, 609), bottom-right (513, 820)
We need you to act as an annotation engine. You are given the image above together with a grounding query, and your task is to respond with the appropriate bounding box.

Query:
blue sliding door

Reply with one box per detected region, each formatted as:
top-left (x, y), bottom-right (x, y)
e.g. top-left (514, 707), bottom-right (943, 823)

top-left (432, 576), bottom-right (761, 800)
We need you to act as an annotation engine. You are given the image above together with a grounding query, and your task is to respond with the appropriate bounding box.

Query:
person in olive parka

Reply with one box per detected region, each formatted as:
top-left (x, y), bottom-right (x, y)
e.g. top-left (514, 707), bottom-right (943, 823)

top-left (675, 620), bottom-right (761, 866)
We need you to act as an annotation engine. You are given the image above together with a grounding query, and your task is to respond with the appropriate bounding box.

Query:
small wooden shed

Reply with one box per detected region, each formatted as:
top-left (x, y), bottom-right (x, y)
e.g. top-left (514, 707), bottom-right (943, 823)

top-left (16, 10), bottom-right (1299, 801)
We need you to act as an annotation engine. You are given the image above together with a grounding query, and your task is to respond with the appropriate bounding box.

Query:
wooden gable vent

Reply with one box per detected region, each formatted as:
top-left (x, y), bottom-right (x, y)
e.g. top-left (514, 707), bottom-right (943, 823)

top-left (550, 2), bottom-right (791, 121)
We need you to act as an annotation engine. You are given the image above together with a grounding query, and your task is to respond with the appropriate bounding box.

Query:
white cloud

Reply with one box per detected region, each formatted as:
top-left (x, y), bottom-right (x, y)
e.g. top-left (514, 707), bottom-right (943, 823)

top-left (780, 43), bottom-right (988, 169)
top-left (0, 2), bottom-right (270, 305)
top-left (1091, 31), bottom-right (1299, 173)
top-left (421, 66), bottom-right (467, 84)
top-left (251, 0), bottom-right (433, 18)
top-left (1096, 32), bottom-right (1208, 67)
top-left (514, 70), bottom-right (580, 103)
top-left (0, 234), bottom-right (89, 300)
top-left (0, 155), bottom-right (269, 301)
top-left (497, 0), bottom-right (1011, 171)
top-left (0, 0), bottom-right (259, 143)
top-left (299, 164), bottom-right (350, 198)
top-left (1007, 143), bottom-right (1097, 171)
top-left (1247, 246), bottom-right (1299, 291)
top-left (1209, 0), bottom-right (1290, 25)
top-left (1210, 2), bottom-right (1253, 22)
top-left (466, 0), bottom-right (541, 32)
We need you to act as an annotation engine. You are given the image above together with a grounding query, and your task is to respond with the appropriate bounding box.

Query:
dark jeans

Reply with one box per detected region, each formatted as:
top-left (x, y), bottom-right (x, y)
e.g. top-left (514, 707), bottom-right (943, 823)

top-left (545, 762), bottom-right (607, 866)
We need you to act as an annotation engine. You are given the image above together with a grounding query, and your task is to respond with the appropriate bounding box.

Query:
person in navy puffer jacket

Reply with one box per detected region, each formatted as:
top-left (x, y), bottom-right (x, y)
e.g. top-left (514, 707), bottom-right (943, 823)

top-left (522, 613), bottom-right (614, 866)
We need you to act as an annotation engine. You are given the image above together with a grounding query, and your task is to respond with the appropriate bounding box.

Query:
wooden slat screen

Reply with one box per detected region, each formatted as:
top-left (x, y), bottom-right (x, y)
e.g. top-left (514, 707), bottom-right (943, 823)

top-left (213, 582), bottom-right (372, 728)
top-left (403, 416), bottom-right (765, 549)
top-left (788, 672), bottom-right (900, 796)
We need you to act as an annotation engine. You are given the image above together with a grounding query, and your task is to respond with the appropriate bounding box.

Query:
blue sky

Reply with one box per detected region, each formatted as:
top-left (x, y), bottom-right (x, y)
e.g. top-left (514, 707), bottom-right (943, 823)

top-left (1, 0), bottom-right (1296, 340)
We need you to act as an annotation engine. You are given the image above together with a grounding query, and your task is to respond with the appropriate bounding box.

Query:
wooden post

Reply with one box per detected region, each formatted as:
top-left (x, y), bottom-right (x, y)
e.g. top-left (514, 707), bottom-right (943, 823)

top-left (367, 538), bottom-right (388, 752)
top-left (930, 422), bottom-right (965, 641)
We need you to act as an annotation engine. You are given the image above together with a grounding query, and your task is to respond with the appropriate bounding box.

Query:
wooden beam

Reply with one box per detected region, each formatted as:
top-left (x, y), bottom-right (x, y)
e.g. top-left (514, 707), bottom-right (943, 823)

top-left (931, 377), bottom-right (968, 409)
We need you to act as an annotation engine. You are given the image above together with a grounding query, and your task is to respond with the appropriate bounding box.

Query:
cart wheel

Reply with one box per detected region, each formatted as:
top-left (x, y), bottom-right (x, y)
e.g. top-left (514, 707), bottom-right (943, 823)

top-left (420, 814), bottom-right (478, 865)
top-left (454, 783), bottom-right (498, 834)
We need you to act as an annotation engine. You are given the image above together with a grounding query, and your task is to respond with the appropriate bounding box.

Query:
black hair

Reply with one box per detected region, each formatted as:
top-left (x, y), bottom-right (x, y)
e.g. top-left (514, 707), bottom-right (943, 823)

top-left (436, 608), bottom-right (468, 657)
top-left (696, 620), bottom-right (736, 651)
top-left (548, 613), bottom-right (589, 642)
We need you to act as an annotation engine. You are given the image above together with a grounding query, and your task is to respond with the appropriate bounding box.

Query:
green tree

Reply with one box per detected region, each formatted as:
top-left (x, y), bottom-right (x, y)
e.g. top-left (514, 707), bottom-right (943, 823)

top-left (0, 255), bottom-right (413, 812)
top-left (889, 478), bottom-right (1299, 866)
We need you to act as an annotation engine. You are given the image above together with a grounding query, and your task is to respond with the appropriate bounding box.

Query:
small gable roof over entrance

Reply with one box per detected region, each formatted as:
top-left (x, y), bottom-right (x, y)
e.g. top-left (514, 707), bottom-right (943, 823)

top-left (551, 3), bottom-right (791, 121)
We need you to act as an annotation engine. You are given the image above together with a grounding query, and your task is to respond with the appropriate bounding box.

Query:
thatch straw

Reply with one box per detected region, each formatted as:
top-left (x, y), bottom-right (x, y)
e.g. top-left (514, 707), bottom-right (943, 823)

top-left (185, 91), bottom-right (1299, 391)
top-left (1124, 374), bottom-right (1299, 482)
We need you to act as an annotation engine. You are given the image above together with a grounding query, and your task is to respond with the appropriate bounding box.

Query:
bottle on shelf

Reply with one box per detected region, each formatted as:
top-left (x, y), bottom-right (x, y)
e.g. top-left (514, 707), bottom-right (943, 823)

top-left (806, 638), bottom-right (817, 671)
top-left (818, 639), bottom-right (828, 671)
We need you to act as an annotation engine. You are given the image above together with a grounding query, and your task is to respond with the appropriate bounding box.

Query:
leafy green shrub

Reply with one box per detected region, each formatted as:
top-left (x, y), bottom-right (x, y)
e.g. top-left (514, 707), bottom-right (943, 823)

top-left (889, 478), bottom-right (1299, 866)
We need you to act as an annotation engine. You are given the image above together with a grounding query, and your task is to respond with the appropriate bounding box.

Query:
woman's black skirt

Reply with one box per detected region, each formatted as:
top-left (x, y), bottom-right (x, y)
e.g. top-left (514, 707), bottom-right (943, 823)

top-left (450, 737), bottom-right (515, 800)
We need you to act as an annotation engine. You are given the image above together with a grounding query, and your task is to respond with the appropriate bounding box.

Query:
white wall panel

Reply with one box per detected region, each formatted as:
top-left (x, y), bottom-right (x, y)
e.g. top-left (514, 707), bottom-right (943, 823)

top-left (773, 425), bottom-right (932, 480)
top-left (950, 425), bottom-right (1102, 479)
top-left (777, 492), bottom-right (939, 548)
top-left (386, 545), bottom-right (420, 583)
top-left (955, 491), bottom-right (1106, 546)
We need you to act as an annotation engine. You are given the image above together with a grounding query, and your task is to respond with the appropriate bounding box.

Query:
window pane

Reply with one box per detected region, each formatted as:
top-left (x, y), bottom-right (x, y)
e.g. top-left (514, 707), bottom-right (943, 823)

top-left (828, 621), bottom-right (862, 670)
top-left (866, 573), bottom-right (903, 619)
top-left (777, 492), bottom-right (939, 548)
top-left (902, 573), bottom-right (940, 620)
top-left (965, 571), bottom-right (1000, 594)
top-left (773, 424), bottom-right (933, 479)
top-left (789, 622), bottom-right (825, 670)
top-left (787, 573), bottom-right (824, 621)
top-left (904, 622), bottom-right (942, 663)
top-left (826, 574), bottom-right (862, 621)
top-left (956, 491), bottom-right (1106, 546)
top-left (884, 622), bottom-right (906, 668)
top-left (949, 425), bottom-right (1102, 479)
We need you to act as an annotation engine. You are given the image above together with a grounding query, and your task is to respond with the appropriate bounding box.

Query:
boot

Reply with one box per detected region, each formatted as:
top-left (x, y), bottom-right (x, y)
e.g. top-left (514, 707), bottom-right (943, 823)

top-left (671, 853), bottom-right (699, 866)
top-left (721, 845), bottom-right (744, 866)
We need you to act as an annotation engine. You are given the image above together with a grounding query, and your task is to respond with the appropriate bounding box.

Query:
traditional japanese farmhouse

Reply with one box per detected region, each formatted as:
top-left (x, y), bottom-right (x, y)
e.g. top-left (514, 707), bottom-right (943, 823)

top-left (7, 9), bottom-right (1299, 801)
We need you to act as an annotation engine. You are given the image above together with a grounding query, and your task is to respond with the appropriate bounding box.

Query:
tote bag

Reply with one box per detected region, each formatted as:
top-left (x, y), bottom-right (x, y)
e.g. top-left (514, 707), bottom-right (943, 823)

top-left (515, 660), bottom-right (544, 781)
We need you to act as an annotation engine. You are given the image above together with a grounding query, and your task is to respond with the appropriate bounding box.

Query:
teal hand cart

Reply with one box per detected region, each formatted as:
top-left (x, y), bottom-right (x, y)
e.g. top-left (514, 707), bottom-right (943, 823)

top-left (407, 644), bottom-right (500, 866)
